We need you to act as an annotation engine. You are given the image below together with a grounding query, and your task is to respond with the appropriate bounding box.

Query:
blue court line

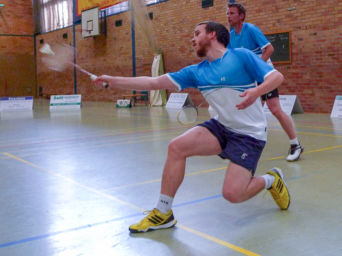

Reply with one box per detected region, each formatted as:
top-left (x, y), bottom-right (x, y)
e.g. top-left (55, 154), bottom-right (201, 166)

top-left (0, 213), bottom-right (141, 249)
top-left (173, 194), bottom-right (222, 208)
top-left (0, 194), bottom-right (222, 249)
top-left (0, 168), bottom-right (323, 249)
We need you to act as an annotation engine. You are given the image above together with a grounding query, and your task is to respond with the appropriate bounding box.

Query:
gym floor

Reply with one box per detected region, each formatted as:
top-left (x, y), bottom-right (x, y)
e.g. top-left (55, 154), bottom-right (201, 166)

top-left (0, 99), bottom-right (341, 256)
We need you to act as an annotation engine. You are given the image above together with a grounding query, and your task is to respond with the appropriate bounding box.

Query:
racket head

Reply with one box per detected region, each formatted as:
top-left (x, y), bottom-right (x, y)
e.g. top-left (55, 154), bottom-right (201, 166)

top-left (177, 105), bottom-right (198, 125)
top-left (41, 43), bottom-right (74, 72)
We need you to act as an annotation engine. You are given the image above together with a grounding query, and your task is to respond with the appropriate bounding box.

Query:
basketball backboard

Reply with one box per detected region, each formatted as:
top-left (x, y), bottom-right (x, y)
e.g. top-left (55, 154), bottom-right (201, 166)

top-left (81, 7), bottom-right (100, 38)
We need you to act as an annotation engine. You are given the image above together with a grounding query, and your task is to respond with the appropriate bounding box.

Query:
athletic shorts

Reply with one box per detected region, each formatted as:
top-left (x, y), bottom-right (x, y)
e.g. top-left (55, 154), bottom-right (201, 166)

top-left (261, 88), bottom-right (279, 101)
top-left (198, 119), bottom-right (266, 175)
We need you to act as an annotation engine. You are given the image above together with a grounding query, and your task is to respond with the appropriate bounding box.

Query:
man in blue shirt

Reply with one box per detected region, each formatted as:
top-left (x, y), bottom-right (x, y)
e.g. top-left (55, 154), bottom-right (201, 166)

top-left (94, 21), bottom-right (290, 233)
top-left (227, 3), bottom-right (303, 162)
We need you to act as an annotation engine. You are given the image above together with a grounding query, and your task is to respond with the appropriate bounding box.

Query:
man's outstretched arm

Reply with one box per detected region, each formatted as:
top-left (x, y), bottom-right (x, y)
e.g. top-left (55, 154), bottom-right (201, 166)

top-left (94, 74), bottom-right (178, 91)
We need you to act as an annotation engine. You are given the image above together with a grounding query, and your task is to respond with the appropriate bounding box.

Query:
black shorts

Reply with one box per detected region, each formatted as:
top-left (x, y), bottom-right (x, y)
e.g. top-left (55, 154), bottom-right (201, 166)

top-left (261, 88), bottom-right (279, 101)
top-left (198, 119), bottom-right (266, 175)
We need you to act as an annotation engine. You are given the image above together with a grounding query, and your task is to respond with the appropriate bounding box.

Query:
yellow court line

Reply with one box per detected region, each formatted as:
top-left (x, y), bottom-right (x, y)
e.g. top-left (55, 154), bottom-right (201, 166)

top-left (178, 224), bottom-right (261, 256)
top-left (296, 130), bottom-right (342, 138)
top-left (269, 123), bottom-right (341, 131)
top-left (106, 143), bottom-right (342, 190)
top-left (106, 166), bottom-right (227, 191)
top-left (270, 128), bottom-right (342, 138)
top-left (302, 144), bottom-right (342, 153)
top-left (296, 124), bottom-right (342, 131)
top-left (6, 143), bottom-right (342, 255)
top-left (10, 132), bottom-right (179, 156)
top-left (262, 144), bottom-right (342, 161)
top-left (2, 152), bottom-right (144, 213)
top-left (2, 151), bottom-right (259, 256)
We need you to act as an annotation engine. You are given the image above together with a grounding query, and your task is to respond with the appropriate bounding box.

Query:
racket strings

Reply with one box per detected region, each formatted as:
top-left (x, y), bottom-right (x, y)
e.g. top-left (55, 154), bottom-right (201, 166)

top-left (176, 88), bottom-right (222, 125)
top-left (41, 43), bottom-right (74, 72)
top-left (177, 105), bottom-right (199, 125)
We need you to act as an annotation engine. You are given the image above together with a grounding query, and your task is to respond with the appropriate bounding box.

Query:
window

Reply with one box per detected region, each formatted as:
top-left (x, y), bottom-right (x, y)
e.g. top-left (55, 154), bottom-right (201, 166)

top-left (36, 0), bottom-right (73, 33)
top-left (103, 0), bottom-right (167, 16)
top-left (104, 1), bottom-right (129, 16)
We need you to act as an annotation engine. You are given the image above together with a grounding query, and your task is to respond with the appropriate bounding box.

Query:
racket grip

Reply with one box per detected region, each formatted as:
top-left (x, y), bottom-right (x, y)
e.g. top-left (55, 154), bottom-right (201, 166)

top-left (90, 74), bottom-right (109, 88)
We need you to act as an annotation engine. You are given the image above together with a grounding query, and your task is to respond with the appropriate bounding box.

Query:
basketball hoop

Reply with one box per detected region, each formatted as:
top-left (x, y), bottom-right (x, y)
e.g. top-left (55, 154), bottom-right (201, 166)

top-left (75, 28), bottom-right (92, 34)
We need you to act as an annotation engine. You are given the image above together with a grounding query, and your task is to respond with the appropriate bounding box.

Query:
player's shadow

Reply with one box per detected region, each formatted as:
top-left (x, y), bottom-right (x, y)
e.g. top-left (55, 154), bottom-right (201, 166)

top-left (129, 227), bottom-right (206, 256)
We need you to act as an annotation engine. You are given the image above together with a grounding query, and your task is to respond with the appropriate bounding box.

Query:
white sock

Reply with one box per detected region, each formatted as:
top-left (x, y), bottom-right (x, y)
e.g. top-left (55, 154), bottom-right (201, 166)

top-left (262, 174), bottom-right (275, 189)
top-left (290, 137), bottom-right (299, 145)
top-left (156, 194), bottom-right (173, 214)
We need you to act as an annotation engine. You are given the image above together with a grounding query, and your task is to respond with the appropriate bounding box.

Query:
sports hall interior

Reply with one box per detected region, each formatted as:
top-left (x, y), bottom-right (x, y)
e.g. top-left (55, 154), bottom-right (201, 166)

top-left (0, 0), bottom-right (342, 255)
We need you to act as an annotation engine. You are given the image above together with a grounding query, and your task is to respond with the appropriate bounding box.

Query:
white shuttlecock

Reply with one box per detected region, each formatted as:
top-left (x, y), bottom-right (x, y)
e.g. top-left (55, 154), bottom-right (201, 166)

top-left (39, 43), bottom-right (55, 56)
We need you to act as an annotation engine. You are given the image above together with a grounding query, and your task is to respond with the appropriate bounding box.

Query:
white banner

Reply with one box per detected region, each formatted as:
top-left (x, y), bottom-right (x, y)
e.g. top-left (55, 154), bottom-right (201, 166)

top-left (165, 93), bottom-right (193, 109)
top-left (331, 95), bottom-right (342, 118)
top-left (116, 99), bottom-right (131, 108)
top-left (50, 95), bottom-right (82, 110)
top-left (264, 95), bottom-right (303, 115)
top-left (0, 96), bottom-right (33, 111)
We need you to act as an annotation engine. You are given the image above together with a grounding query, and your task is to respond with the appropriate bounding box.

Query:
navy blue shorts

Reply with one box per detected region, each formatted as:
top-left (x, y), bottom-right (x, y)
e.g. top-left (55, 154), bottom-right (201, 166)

top-left (198, 119), bottom-right (266, 175)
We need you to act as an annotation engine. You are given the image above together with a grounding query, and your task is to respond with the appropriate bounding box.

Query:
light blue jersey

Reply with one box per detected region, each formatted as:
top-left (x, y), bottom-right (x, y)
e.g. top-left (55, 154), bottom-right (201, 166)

top-left (166, 48), bottom-right (276, 141)
top-left (229, 23), bottom-right (270, 55)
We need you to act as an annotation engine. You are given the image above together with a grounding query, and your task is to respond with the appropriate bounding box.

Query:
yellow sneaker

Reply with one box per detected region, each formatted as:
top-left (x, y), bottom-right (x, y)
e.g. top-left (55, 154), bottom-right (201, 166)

top-left (267, 168), bottom-right (290, 210)
top-left (129, 209), bottom-right (177, 233)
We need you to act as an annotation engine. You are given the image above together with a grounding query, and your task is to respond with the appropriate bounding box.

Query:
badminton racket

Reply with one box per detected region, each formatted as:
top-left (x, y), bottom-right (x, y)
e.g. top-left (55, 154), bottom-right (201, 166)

top-left (177, 89), bottom-right (221, 125)
top-left (73, 63), bottom-right (108, 88)
top-left (40, 43), bottom-right (108, 88)
top-left (177, 104), bottom-right (201, 125)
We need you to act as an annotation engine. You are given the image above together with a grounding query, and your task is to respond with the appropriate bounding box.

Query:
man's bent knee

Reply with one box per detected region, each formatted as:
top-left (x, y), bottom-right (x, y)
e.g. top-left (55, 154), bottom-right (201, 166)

top-left (222, 188), bottom-right (244, 203)
top-left (168, 137), bottom-right (186, 158)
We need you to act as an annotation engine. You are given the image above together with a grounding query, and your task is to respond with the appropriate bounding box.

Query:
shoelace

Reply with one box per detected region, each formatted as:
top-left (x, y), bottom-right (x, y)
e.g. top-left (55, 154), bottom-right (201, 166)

top-left (143, 210), bottom-right (153, 215)
top-left (289, 144), bottom-right (301, 154)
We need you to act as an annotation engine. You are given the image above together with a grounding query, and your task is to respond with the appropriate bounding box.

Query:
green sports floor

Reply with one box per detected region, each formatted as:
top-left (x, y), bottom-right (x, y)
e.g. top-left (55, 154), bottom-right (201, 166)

top-left (0, 99), bottom-right (341, 256)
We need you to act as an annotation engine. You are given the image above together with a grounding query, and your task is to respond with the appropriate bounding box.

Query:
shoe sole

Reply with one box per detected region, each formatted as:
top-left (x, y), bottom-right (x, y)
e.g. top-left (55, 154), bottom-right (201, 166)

top-left (270, 167), bottom-right (291, 210)
top-left (286, 148), bottom-right (304, 162)
top-left (129, 219), bottom-right (177, 233)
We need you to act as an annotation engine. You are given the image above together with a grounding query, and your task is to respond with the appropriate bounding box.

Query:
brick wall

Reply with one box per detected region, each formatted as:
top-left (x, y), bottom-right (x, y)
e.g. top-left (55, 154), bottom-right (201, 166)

top-left (7, 0), bottom-right (342, 113)
top-left (244, 0), bottom-right (342, 112)
top-left (36, 28), bottom-right (75, 97)
top-left (0, 0), bottom-right (35, 97)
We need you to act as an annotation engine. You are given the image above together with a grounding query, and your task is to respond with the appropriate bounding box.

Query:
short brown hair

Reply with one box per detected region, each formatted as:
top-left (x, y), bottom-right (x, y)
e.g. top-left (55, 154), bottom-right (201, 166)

top-left (196, 21), bottom-right (230, 47)
top-left (228, 3), bottom-right (246, 21)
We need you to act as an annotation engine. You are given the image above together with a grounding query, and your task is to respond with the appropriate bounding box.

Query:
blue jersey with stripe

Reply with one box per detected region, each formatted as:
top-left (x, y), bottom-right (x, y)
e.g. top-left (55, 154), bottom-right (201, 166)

top-left (229, 23), bottom-right (270, 56)
top-left (166, 48), bottom-right (276, 141)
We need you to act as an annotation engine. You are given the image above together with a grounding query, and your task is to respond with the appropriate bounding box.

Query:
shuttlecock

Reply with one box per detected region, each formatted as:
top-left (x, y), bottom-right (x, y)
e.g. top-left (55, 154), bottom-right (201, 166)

top-left (39, 43), bottom-right (55, 56)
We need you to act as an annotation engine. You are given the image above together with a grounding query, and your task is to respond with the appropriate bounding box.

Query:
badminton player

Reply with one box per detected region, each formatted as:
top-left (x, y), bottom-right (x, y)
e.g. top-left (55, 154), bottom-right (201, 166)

top-left (94, 21), bottom-right (290, 233)
top-left (227, 3), bottom-right (303, 161)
